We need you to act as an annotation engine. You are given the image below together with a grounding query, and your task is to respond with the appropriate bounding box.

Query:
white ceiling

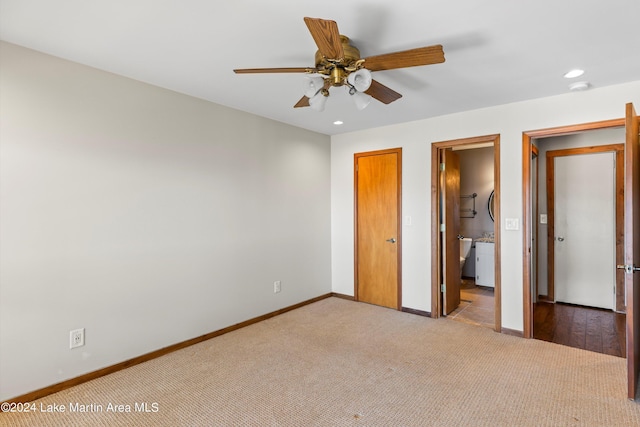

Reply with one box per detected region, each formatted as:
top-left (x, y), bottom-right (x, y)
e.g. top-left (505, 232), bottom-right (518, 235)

top-left (1, 0), bottom-right (639, 136)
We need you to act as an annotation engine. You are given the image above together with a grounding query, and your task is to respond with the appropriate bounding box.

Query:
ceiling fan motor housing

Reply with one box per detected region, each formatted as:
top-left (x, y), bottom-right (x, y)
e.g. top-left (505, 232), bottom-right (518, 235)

top-left (314, 35), bottom-right (361, 87)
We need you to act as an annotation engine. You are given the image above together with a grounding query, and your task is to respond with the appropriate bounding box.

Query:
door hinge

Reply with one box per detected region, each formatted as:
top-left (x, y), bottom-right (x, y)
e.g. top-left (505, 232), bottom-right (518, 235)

top-left (441, 284), bottom-right (445, 292)
top-left (440, 224), bottom-right (446, 232)
top-left (440, 163), bottom-right (445, 171)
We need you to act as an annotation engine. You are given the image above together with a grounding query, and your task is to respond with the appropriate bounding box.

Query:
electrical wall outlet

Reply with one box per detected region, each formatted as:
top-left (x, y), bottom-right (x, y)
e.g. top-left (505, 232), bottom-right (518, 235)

top-left (70, 328), bottom-right (85, 349)
top-left (273, 281), bottom-right (281, 293)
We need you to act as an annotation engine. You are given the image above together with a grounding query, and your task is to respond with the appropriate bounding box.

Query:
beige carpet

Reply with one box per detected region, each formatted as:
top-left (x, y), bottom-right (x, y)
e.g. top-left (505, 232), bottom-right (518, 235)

top-left (3, 297), bottom-right (640, 426)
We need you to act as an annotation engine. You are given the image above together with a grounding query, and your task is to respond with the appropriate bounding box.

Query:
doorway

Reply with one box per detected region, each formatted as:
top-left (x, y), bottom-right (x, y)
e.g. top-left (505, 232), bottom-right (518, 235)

top-left (522, 109), bottom-right (640, 399)
top-left (354, 148), bottom-right (402, 310)
top-left (523, 121), bottom-right (626, 336)
top-left (431, 134), bottom-right (501, 332)
top-left (533, 138), bottom-right (625, 358)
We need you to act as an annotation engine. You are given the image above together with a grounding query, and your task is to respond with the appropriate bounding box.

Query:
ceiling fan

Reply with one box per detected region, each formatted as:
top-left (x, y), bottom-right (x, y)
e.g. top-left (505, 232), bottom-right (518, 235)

top-left (233, 17), bottom-right (445, 111)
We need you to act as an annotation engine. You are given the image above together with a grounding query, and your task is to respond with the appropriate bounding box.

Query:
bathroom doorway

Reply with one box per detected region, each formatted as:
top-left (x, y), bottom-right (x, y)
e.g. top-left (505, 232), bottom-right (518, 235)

top-left (431, 134), bottom-right (501, 332)
top-left (451, 145), bottom-right (496, 328)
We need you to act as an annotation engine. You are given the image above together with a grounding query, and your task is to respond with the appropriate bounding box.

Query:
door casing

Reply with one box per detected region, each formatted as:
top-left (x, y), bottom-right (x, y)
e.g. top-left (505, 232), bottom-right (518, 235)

top-left (431, 134), bottom-right (501, 331)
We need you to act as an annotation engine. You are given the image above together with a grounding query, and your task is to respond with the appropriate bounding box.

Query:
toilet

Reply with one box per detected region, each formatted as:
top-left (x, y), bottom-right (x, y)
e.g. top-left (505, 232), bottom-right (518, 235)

top-left (459, 237), bottom-right (473, 270)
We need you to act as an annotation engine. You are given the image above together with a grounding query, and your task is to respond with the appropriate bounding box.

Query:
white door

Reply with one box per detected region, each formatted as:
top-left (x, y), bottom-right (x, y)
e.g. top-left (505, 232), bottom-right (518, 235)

top-left (554, 152), bottom-right (615, 309)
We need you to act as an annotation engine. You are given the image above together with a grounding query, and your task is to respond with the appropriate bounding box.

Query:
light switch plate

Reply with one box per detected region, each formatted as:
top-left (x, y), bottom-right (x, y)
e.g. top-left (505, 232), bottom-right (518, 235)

top-left (505, 218), bottom-right (520, 230)
top-left (540, 214), bottom-right (548, 224)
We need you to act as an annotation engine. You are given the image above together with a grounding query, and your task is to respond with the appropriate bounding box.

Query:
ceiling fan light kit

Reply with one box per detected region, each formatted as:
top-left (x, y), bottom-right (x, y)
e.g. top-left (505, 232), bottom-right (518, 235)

top-left (234, 17), bottom-right (445, 112)
top-left (309, 89), bottom-right (329, 112)
top-left (303, 75), bottom-right (326, 98)
top-left (351, 90), bottom-right (373, 111)
top-left (347, 69), bottom-right (372, 92)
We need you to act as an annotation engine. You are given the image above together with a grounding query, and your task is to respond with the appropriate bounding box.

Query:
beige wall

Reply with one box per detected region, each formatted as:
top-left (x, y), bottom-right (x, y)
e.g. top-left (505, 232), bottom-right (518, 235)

top-left (0, 42), bottom-right (331, 400)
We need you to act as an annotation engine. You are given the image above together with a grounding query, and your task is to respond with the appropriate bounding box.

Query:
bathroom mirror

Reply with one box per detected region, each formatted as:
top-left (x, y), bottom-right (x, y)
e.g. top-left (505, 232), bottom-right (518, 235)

top-left (488, 190), bottom-right (495, 221)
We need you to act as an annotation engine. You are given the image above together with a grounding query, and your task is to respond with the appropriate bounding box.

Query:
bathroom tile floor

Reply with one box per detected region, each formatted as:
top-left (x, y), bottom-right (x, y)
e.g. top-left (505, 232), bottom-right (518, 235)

top-left (448, 278), bottom-right (495, 329)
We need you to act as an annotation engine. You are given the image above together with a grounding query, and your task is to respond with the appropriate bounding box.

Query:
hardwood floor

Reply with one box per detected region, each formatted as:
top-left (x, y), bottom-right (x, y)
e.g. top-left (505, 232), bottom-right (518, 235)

top-left (533, 302), bottom-right (626, 358)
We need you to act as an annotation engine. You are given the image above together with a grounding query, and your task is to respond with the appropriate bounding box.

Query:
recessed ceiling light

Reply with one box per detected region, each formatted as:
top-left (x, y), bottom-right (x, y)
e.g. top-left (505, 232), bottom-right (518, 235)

top-left (569, 81), bottom-right (590, 91)
top-left (563, 69), bottom-right (585, 79)
top-left (333, 120), bottom-right (344, 125)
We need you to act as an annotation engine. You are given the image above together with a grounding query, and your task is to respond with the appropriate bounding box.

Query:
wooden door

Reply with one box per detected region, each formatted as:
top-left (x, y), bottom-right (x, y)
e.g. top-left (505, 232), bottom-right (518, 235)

top-left (355, 148), bottom-right (402, 309)
top-left (624, 103), bottom-right (640, 400)
top-left (553, 152), bottom-right (616, 309)
top-left (442, 149), bottom-right (461, 314)
top-left (531, 147), bottom-right (539, 303)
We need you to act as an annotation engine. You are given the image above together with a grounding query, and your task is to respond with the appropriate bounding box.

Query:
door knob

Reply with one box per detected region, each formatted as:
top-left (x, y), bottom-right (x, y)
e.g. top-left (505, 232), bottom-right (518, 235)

top-left (617, 264), bottom-right (640, 273)
top-left (386, 238), bottom-right (396, 243)
top-left (557, 236), bottom-right (565, 242)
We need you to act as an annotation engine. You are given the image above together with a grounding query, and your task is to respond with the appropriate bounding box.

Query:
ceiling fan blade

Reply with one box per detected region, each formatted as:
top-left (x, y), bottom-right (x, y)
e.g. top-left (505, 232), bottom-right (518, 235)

top-left (303, 17), bottom-right (344, 60)
top-left (294, 96), bottom-right (310, 108)
top-left (365, 79), bottom-right (403, 104)
top-left (234, 67), bottom-right (316, 74)
top-left (363, 45), bottom-right (445, 72)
